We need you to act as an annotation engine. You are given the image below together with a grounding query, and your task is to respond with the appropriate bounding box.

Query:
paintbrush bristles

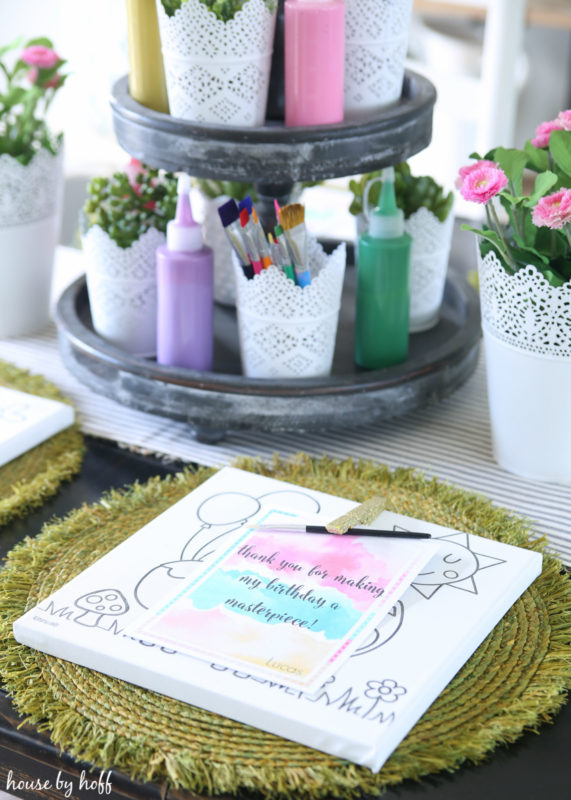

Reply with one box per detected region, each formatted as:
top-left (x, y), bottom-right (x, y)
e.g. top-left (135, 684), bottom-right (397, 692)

top-left (279, 203), bottom-right (305, 231)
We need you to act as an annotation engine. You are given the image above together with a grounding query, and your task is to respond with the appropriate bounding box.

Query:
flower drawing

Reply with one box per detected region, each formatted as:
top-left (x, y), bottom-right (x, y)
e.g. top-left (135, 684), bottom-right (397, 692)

top-left (363, 678), bottom-right (407, 717)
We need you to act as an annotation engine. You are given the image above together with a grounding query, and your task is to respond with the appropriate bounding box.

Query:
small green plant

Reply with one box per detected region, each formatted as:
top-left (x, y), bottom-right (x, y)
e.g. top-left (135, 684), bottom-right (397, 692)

top-left (82, 161), bottom-right (178, 249)
top-left (162, 0), bottom-right (275, 23)
top-left (0, 36), bottom-right (68, 164)
top-left (348, 162), bottom-right (454, 222)
top-left (195, 179), bottom-right (257, 201)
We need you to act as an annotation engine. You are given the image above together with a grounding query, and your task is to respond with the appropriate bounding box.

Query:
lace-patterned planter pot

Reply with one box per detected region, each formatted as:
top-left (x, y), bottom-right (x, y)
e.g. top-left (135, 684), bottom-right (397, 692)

top-left (357, 204), bottom-right (454, 332)
top-left (198, 193), bottom-right (238, 306)
top-left (0, 147), bottom-right (64, 338)
top-left (478, 251), bottom-right (571, 484)
top-left (235, 240), bottom-right (346, 378)
top-left (344, 0), bottom-right (413, 118)
top-left (82, 225), bottom-right (165, 356)
top-left (156, 0), bottom-right (277, 126)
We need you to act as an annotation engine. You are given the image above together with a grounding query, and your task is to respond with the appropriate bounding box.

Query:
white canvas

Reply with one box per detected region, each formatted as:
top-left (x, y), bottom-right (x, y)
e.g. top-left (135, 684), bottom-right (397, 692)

top-left (13, 467), bottom-right (542, 772)
top-left (0, 386), bottom-right (74, 467)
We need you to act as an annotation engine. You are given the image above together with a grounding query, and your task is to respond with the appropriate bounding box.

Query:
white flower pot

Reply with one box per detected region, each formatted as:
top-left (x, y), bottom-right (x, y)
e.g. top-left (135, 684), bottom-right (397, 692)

top-left (235, 239), bottom-right (346, 378)
top-left (82, 225), bottom-right (165, 356)
top-left (0, 147), bottom-right (64, 338)
top-left (199, 194), bottom-right (237, 306)
top-left (479, 250), bottom-right (571, 484)
top-left (344, 0), bottom-right (413, 118)
top-left (156, 0), bottom-right (277, 126)
top-left (405, 205), bottom-right (455, 332)
top-left (356, 204), bottom-right (454, 332)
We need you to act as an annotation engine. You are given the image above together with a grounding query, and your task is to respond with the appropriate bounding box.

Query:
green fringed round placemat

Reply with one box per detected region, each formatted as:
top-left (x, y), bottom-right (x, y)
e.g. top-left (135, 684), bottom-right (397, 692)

top-left (0, 455), bottom-right (569, 799)
top-left (0, 359), bottom-right (84, 528)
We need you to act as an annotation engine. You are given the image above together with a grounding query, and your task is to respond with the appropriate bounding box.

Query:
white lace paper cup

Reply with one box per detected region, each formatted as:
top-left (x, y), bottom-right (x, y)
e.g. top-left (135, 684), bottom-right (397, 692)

top-left (356, 201), bottom-right (455, 332)
top-left (199, 194), bottom-right (237, 306)
top-left (344, 0), bottom-right (413, 117)
top-left (235, 241), bottom-right (346, 378)
top-left (478, 250), bottom-right (571, 483)
top-left (406, 205), bottom-right (454, 332)
top-left (156, 0), bottom-right (277, 126)
top-left (0, 147), bottom-right (64, 337)
top-left (82, 225), bottom-right (165, 356)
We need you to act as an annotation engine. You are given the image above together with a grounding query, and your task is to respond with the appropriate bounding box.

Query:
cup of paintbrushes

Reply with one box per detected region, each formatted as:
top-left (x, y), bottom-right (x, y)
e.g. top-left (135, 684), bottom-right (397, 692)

top-left (233, 236), bottom-right (347, 379)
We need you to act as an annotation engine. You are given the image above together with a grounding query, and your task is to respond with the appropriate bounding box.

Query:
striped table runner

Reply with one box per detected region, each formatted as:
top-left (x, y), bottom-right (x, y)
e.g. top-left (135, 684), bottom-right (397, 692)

top-left (1, 294), bottom-right (569, 566)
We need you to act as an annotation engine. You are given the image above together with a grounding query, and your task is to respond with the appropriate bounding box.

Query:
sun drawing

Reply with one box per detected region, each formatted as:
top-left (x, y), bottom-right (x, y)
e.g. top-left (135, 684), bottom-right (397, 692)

top-left (393, 528), bottom-right (506, 599)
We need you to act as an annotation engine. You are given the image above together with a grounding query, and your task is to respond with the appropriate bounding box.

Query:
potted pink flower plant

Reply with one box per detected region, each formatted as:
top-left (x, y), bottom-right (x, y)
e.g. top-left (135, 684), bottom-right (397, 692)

top-left (458, 110), bottom-right (571, 483)
top-left (0, 37), bottom-right (67, 337)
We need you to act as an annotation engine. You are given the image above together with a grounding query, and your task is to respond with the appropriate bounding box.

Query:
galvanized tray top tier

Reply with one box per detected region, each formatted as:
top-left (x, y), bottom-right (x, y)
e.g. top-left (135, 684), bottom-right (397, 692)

top-left (110, 71), bottom-right (436, 184)
top-left (55, 266), bottom-right (481, 443)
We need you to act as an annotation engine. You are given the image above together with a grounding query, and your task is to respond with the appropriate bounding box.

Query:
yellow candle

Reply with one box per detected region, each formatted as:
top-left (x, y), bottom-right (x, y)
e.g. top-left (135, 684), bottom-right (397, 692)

top-left (126, 0), bottom-right (169, 113)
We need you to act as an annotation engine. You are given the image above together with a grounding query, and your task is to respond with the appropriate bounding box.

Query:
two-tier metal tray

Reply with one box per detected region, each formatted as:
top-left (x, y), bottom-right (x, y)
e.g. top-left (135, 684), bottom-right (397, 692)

top-left (56, 264), bottom-right (480, 443)
top-left (55, 69), bottom-right (480, 442)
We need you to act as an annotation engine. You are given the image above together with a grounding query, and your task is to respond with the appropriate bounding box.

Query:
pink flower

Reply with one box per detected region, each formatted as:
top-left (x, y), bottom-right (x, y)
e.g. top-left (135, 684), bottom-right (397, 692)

top-left (20, 45), bottom-right (59, 70)
top-left (459, 165), bottom-right (508, 204)
top-left (532, 189), bottom-right (571, 230)
top-left (125, 158), bottom-right (146, 188)
top-left (455, 159), bottom-right (496, 190)
top-left (557, 110), bottom-right (571, 131)
top-left (531, 118), bottom-right (563, 148)
top-left (27, 68), bottom-right (62, 88)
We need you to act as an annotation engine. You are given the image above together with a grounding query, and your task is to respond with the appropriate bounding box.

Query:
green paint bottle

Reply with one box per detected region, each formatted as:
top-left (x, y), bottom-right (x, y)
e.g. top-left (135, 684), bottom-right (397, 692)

top-left (355, 167), bottom-right (412, 369)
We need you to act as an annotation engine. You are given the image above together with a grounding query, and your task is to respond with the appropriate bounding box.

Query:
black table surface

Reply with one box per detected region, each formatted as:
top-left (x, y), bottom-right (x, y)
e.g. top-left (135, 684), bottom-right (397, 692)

top-left (0, 436), bottom-right (568, 800)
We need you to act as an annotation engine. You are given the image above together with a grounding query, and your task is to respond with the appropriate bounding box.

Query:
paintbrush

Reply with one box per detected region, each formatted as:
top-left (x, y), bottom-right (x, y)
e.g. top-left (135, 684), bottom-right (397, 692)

top-left (279, 203), bottom-right (311, 287)
top-left (251, 207), bottom-right (272, 268)
top-left (239, 208), bottom-right (263, 275)
top-left (217, 199), bottom-right (254, 279)
top-left (274, 223), bottom-right (296, 283)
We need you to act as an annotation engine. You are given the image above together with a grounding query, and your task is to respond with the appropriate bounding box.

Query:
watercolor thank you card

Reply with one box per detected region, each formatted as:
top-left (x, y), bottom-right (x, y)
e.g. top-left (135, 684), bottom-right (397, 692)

top-left (128, 512), bottom-right (440, 693)
top-left (0, 385), bottom-right (74, 467)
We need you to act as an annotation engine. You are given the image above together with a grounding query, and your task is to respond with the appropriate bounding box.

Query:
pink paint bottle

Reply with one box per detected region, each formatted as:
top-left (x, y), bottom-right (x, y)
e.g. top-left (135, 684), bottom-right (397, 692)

top-left (284, 0), bottom-right (345, 127)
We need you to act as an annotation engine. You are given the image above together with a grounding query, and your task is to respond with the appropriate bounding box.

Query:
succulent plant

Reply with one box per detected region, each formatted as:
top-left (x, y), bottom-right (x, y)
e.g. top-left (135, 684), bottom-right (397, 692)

top-left (195, 179), bottom-right (257, 201)
top-left (162, 0), bottom-right (276, 23)
top-left (82, 164), bottom-right (178, 249)
top-left (348, 162), bottom-right (454, 222)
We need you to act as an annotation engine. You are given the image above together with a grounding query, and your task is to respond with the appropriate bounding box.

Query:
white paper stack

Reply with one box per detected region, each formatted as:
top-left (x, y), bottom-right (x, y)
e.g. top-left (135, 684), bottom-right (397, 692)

top-left (0, 386), bottom-right (74, 467)
top-left (13, 467), bottom-right (542, 772)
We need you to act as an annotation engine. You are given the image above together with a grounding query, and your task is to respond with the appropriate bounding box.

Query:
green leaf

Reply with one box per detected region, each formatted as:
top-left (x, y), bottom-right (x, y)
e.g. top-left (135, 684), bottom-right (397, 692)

top-left (24, 37), bottom-right (54, 48)
top-left (493, 147), bottom-right (528, 195)
top-left (510, 242), bottom-right (549, 266)
top-left (549, 130), bottom-right (571, 178)
top-left (0, 36), bottom-right (24, 59)
top-left (542, 269), bottom-right (565, 287)
top-left (0, 87), bottom-right (27, 109)
top-left (461, 224), bottom-right (505, 254)
top-left (524, 139), bottom-right (549, 172)
top-left (523, 170), bottom-right (558, 207)
top-left (498, 191), bottom-right (523, 206)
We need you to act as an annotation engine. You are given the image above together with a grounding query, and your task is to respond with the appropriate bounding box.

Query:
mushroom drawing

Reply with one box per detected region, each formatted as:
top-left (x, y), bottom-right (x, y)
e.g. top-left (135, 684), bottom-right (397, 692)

top-left (74, 589), bottom-right (129, 628)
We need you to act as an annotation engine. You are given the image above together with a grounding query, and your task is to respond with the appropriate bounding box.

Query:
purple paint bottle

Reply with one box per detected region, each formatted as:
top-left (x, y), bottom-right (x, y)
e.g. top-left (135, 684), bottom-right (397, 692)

top-left (156, 174), bottom-right (214, 370)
